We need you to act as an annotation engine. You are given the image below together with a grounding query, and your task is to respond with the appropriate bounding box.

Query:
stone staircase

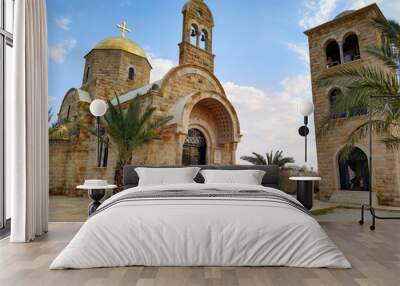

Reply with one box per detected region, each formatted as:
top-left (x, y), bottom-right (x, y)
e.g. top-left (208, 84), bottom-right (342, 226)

top-left (388, 196), bottom-right (400, 207)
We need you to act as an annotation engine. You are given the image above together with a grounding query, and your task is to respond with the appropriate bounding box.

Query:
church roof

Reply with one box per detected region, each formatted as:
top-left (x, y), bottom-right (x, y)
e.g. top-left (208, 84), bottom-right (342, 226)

top-left (77, 89), bottom-right (91, 103)
top-left (168, 93), bottom-right (196, 124)
top-left (304, 3), bottom-right (384, 35)
top-left (110, 79), bottom-right (163, 105)
top-left (95, 36), bottom-right (147, 59)
top-left (334, 10), bottom-right (355, 19)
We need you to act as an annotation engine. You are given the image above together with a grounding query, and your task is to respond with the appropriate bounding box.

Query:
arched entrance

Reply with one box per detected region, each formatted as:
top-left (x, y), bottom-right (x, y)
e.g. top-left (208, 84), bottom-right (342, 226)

top-left (338, 147), bottom-right (369, 191)
top-left (168, 91), bottom-right (241, 165)
top-left (182, 128), bottom-right (207, 166)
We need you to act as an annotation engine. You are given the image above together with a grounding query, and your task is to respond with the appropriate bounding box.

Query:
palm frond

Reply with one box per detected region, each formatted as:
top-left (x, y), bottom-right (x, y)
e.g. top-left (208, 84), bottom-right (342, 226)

top-left (364, 44), bottom-right (398, 70)
top-left (318, 66), bottom-right (398, 95)
top-left (381, 135), bottom-right (400, 150)
top-left (346, 120), bottom-right (387, 145)
top-left (240, 156), bottom-right (263, 165)
top-left (252, 152), bottom-right (267, 165)
top-left (338, 144), bottom-right (356, 162)
top-left (371, 17), bottom-right (400, 47)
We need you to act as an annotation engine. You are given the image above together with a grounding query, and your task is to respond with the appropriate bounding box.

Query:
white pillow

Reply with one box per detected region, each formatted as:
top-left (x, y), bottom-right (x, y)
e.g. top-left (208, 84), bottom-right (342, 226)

top-left (200, 169), bottom-right (266, 185)
top-left (135, 167), bottom-right (201, 186)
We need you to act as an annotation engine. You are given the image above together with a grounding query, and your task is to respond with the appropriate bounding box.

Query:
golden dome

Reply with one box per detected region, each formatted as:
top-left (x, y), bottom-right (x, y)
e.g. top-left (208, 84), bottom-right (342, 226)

top-left (95, 36), bottom-right (147, 58)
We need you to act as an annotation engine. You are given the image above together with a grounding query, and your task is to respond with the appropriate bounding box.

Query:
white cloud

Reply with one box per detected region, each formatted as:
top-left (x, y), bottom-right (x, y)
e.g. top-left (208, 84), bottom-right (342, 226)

top-left (144, 54), bottom-right (317, 168)
top-left (380, 0), bottom-right (400, 20)
top-left (348, 0), bottom-right (381, 10)
top-left (299, 0), bottom-right (338, 29)
top-left (55, 17), bottom-right (71, 31)
top-left (148, 54), bottom-right (176, 82)
top-left (223, 74), bottom-right (318, 169)
top-left (298, 0), bottom-right (395, 29)
top-left (48, 40), bottom-right (77, 64)
top-left (286, 42), bottom-right (310, 64)
top-left (223, 82), bottom-right (265, 111)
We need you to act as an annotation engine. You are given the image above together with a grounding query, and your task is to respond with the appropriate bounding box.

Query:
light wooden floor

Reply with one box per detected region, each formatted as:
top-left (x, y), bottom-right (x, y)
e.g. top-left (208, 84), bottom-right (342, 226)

top-left (0, 222), bottom-right (399, 286)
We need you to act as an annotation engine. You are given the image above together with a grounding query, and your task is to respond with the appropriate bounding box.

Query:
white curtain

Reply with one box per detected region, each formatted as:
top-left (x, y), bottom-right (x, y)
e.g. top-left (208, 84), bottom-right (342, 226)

top-left (8, 0), bottom-right (49, 242)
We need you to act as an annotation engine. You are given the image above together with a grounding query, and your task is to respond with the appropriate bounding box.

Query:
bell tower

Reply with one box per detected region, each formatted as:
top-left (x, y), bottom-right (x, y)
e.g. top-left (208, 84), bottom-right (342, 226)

top-left (179, 0), bottom-right (215, 72)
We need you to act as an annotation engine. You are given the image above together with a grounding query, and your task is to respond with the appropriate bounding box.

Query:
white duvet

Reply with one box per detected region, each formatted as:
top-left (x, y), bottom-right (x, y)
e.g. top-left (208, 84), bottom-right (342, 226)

top-left (50, 183), bottom-right (351, 269)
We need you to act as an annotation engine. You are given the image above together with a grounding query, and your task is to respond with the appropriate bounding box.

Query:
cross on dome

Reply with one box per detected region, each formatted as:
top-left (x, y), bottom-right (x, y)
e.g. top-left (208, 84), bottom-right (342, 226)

top-left (117, 21), bottom-right (132, 38)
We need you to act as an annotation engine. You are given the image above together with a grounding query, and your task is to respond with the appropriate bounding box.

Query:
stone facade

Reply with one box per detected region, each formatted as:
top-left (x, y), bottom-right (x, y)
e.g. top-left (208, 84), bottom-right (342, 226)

top-left (82, 49), bottom-right (151, 101)
top-left (49, 0), bottom-right (241, 195)
top-left (305, 4), bottom-right (400, 206)
top-left (180, 0), bottom-right (215, 72)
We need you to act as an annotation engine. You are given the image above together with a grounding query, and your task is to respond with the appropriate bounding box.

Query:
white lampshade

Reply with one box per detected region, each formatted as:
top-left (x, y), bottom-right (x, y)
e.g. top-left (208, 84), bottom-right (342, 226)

top-left (298, 100), bottom-right (314, 116)
top-left (90, 99), bottom-right (108, 117)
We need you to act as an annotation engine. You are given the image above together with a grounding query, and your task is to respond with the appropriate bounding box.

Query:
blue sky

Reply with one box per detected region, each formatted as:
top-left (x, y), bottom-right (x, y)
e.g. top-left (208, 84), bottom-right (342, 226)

top-left (47, 0), bottom-right (400, 169)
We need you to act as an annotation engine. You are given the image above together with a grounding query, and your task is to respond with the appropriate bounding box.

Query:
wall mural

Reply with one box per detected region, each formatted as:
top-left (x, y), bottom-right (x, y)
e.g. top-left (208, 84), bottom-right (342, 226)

top-left (47, 1), bottom-right (400, 207)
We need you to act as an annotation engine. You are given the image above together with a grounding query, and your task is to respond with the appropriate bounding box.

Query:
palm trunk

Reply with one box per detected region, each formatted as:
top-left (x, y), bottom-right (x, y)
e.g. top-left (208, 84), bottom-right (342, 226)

top-left (113, 160), bottom-right (126, 194)
top-left (113, 157), bottom-right (132, 194)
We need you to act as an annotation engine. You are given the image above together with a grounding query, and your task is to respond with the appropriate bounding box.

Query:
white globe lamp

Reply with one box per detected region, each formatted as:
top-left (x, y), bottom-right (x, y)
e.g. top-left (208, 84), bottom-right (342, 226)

top-left (90, 99), bottom-right (108, 117)
top-left (299, 100), bottom-right (314, 117)
top-left (90, 99), bottom-right (108, 167)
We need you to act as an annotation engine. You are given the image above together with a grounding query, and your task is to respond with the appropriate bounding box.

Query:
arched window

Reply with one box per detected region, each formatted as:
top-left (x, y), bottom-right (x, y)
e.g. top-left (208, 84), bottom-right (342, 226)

top-left (200, 29), bottom-right (208, 50)
top-left (343, 34), bottom-right (360, 63)
top-left (182, 128), bottom-right (207, 166)
top-left (329, 88), bottom-right (347, 118)
top-left (66, 106), bottom-right (71, 121)
top-left (326, 40), bottom-right (341, 68)
top-left (190, 24), bottom-right (199, 46)
top-left (84, 66), bottom-right (90, 82)
top-left (128, 67), bottom-right (135, 81)
top-left (338, 147), bottom-right (369, 191)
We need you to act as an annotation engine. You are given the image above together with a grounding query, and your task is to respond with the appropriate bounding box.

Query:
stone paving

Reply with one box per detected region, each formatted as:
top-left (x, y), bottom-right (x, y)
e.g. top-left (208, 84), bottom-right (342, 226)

top-left (50, 195), bottom-right (400, 224)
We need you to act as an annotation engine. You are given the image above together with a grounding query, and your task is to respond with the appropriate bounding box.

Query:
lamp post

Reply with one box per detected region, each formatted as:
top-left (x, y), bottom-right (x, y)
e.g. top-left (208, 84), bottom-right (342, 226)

top-left (298, 100), bottom-right (314, 163)
top-left (90, 99), bottom-right (108, 167)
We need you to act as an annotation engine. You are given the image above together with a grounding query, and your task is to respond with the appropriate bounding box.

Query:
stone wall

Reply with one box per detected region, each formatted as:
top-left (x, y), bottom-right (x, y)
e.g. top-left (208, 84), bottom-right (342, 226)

top-left (49, 0), bottom-right (243, 196)
top-left (49, 140), bottom-right (69, 195)
top-left (82, 49), bottom-right (151, 101)
top-left (306, 6), bottom-right (400, 205)
top-left (180, 0), bottom-right (214, 72)
top-left (179, 42), bottom-right (215, 73)
top-left (161, 66), bottom-right (224, 111)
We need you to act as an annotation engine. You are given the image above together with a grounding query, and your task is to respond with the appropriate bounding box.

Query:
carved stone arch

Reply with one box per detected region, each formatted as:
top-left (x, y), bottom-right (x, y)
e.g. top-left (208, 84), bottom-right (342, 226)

top-left (199, 28), bottom-right (209, 50)
top-left (188, 21), bottom-right (200, 46)
top-left (333, 144), bottom-right (370, 191)
top-left (326, 86), bottom-right (347, 118)
top-left (170, 91), bottom-right (240, 143)
top-left (187, 122), bottom-right (215, 164)
top-left (182, 0), bottom-right (214, 26)
top-left (340, 29), bottom-right (360, 42)
top-left (341, 31), bottom-right (361, 62)
top-left (59, 88), bottom-right (91, 123)
top-left (59, 89), bottom-right (80, 122)
top-left (321, 36), bottom-right (339, 48)
top-left (160, 64), bottom-right (227, 98)
top-left (324, 38), bottom-right (342, 67)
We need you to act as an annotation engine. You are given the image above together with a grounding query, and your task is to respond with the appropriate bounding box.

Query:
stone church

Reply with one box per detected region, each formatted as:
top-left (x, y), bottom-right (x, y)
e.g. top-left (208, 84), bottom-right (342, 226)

top-left (50, 0), bottom-right (241, 195)
top-left (305, 4), bottom-right (400, 206)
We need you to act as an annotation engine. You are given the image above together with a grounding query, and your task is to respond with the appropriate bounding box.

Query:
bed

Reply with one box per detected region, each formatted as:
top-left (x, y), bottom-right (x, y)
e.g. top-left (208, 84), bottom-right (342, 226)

top-left (50, 165), bottom-right (350, 269)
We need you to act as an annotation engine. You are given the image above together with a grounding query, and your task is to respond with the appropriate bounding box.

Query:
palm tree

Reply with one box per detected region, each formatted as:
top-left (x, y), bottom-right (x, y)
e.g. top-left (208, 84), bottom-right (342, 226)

top-left (317, 17), bottom-right (400, 158)
top-left (240, 150), bottom-right (294, 167)
top-left (48, 108), bottom-right (80, 140)
top-left (96, 95), bottom-right (173, 188)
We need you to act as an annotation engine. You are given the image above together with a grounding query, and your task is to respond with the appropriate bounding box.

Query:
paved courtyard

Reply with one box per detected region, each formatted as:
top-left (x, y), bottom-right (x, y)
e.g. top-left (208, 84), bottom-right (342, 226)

top-left (49, 195), bottom-right (400, 223)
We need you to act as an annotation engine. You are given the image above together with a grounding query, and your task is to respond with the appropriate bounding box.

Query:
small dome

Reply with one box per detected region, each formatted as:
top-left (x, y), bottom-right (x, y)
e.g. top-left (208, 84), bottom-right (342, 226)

top-left (95, 36), bottom-right (147, 58)
top-left (334, 10), bottom-right (355, 19)
top-left (182, 0), bottom-right (203, 12)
